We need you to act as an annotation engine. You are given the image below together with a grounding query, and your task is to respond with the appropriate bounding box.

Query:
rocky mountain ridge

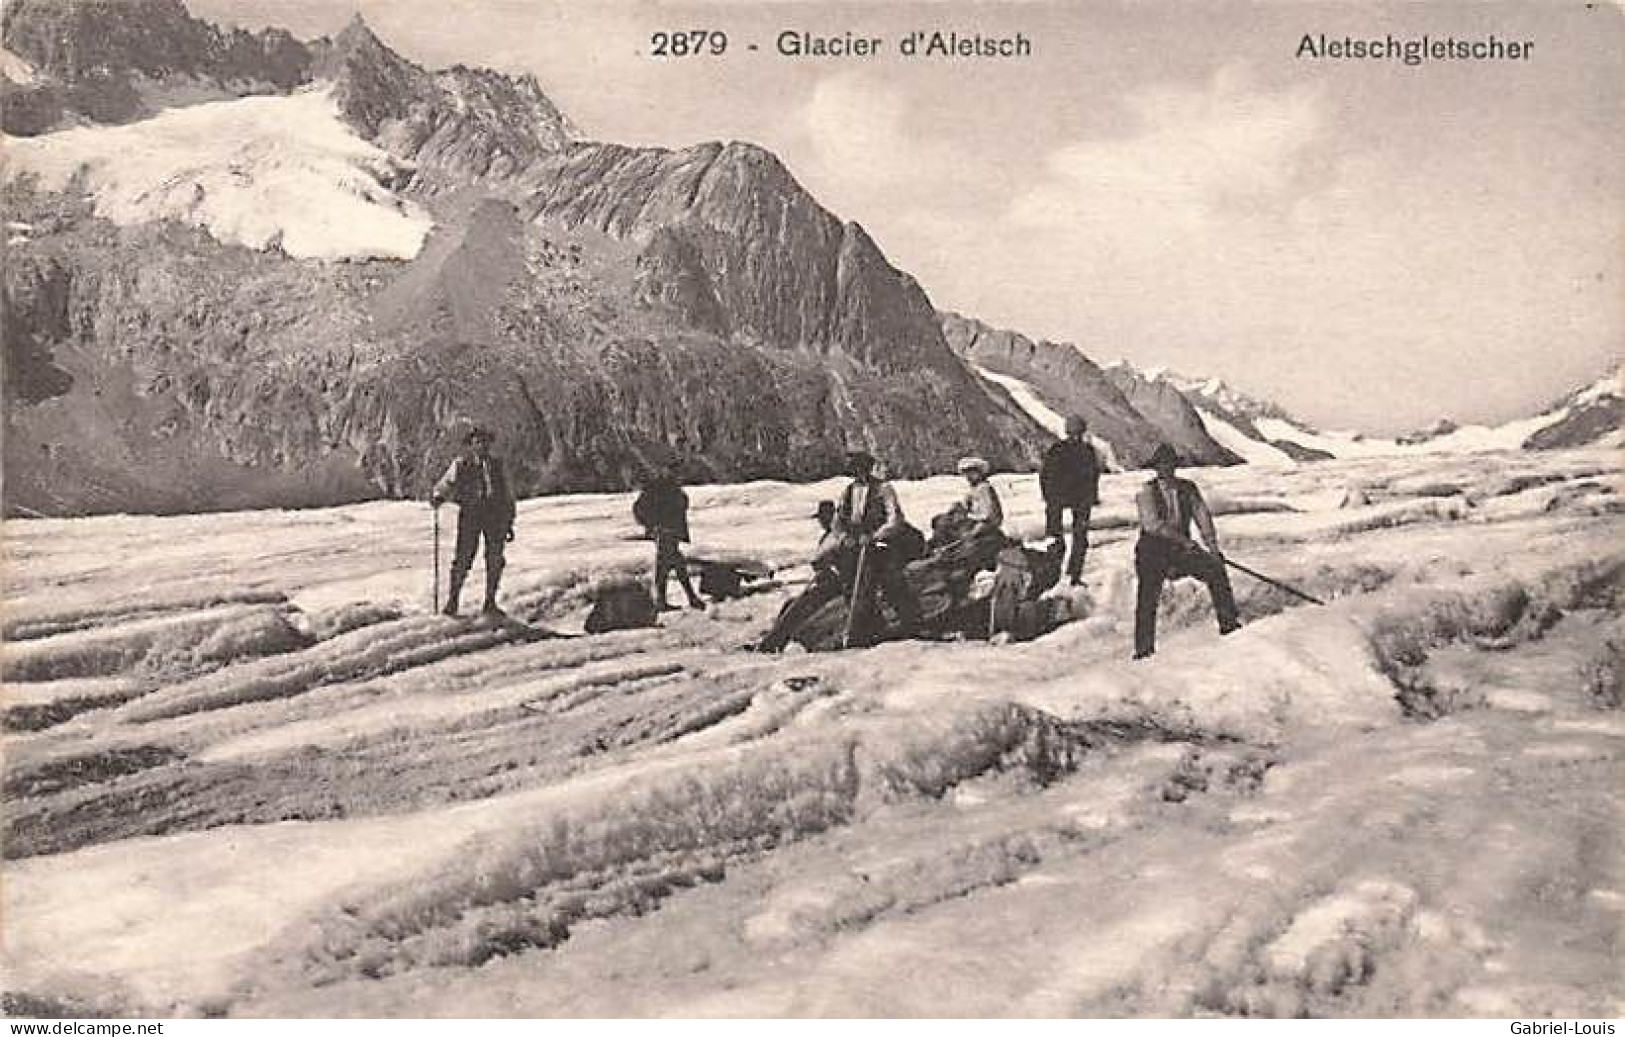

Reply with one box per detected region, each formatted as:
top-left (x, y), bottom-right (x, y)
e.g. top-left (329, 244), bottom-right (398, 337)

top-left (950, 313), bottom-right (1619, 466)
top-left (1523, 368), bottom-right (1623, 451)
top-left (2, 0), bottom-right (1047, 516)
top-left (1159, 360), bottom-right (1623, 462)
top-left (1, 0), bottom-right (312, 132)
top-left (939, 312), bottom-right (1241, 468)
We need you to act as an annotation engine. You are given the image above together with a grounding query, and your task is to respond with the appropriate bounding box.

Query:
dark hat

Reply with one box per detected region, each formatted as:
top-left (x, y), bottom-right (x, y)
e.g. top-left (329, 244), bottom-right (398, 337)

top-left (466, 427), bottom-right (495, 444)
top-left (811, 500), bottom-right (837, 519)
top-left (844, 450), bottom-right (875, 472)
top-left (1148, 443), bottom-right (1179, 468)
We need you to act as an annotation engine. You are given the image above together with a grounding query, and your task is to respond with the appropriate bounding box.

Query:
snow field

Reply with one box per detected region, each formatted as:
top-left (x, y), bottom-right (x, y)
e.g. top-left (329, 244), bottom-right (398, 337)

top-left (1, 446), bottom-right (1621, 1016)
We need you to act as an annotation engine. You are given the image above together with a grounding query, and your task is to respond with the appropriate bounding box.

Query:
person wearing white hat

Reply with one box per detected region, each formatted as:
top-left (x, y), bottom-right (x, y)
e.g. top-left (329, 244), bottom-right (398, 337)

top-left (956, 456), bottom-right (1003, 539)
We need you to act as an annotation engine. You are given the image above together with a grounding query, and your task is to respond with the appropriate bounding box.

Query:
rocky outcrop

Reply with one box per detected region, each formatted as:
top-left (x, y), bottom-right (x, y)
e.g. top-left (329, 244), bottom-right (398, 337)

top-left (1524, 396), bottom-right (1622, 450)
top-left (1395, 418), bottom-right (1460, 447)
top-left (941, 311), bottom-right (1161, 464)
top-left (1, 0), bottom-right (312, 132)
top-left (1, 183), bottom-right (1046, 514)
top-left (940, 312), bottom-right (1239, 467)
top-left (1268, 438), bottom-right (1335, 463)
top-left (1102, 367), bottom-right (1244, 466)
top-left (318, 16), bottom-right (573, 185)
top-left (537, 145), bottom-right (980, 379)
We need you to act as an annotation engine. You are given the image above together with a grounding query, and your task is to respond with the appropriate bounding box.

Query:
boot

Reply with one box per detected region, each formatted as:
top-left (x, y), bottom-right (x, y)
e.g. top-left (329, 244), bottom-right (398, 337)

top-left (442, 572), bottom-right (466, 617)
top-left (678, 570), bottom-right (704, 610)
top-left (482, 564), bottom-right (504, 615)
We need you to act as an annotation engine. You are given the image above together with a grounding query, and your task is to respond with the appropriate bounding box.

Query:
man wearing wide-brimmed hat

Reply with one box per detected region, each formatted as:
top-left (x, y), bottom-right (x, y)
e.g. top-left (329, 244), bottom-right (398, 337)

top-left (431, 426), bottom-right (517, 616)
top-left (830, 450), bottom-right (921, 641)
top-left (1132, 443), bottom-right (1240, 659)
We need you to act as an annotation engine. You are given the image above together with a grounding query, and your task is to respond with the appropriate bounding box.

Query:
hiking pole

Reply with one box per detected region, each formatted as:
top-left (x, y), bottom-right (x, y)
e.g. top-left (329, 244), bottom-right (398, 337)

top-left (842, 542), bottom-right (871, 649)
top-left (432, 505), bottom-right (441, 613)
top-left (1222, 556), bottom-right (1325, 606)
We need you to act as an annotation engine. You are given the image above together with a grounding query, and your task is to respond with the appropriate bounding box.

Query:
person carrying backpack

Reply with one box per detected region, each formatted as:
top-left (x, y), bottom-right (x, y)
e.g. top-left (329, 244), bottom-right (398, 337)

top-left (633, 467), bottom-right (704, 611)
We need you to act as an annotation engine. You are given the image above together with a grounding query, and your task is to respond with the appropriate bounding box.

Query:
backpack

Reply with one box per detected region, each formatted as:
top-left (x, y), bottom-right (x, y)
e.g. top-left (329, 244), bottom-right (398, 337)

top-left (889, 522), bottom-right (927, 563)
top-left (584, 578), bottom-right (658, 633)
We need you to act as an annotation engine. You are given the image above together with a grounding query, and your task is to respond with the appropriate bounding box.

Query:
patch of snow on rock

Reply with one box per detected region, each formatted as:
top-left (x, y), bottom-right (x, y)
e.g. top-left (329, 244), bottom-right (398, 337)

top-left (1, 87), bottom-right (431, 261)
top-left (1198, 408), bottom-right (1296, 466)
top-left (0, 45), bottom-right (37, 84)
top-left (975, 365), bottom-right (1067, 436)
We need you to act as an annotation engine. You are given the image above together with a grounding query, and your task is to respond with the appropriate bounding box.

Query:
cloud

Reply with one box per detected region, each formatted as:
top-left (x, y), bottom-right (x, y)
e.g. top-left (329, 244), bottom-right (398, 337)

top-left (979, 63), bottom-right (1621, 433)
top-left (1010, 65), bottom-right (1330, 240)
top-left (782, 51), bottom-right (1620, 437)
top-left (796, 68), bottom-right (975, 204)
top-left (801, 70), bottom-right (916, 187)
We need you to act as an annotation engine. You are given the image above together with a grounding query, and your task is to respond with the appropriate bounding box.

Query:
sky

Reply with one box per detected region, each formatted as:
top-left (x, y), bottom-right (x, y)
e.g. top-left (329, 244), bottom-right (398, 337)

top-left (190, 0), bottom-right (1624, 434)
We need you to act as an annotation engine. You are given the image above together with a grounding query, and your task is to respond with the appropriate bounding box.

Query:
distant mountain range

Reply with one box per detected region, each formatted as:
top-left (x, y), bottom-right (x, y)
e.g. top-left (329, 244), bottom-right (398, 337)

top-left (1170, 365), bottom-right (1623, 463)
top-left (944, 310), bottom-right (1620, 470)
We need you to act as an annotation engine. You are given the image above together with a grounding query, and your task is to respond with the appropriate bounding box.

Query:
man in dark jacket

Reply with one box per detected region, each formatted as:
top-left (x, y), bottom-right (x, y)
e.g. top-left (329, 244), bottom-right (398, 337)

top-left (633, 468), bottom-right (704, 611)
top-left (1132, 444), bottom-right (1241, 659)
top-left (1040, 414), bottom-right (1101, 586)
top-left (431, 427), bottom-right (517, 616)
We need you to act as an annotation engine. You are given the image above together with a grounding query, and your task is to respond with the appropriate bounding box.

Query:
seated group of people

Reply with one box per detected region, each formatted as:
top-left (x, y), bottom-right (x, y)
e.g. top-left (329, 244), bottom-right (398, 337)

top-left (758, 427), bottom-right (1243, 658)
top-left (756, 450), bottom-right (1017, 651)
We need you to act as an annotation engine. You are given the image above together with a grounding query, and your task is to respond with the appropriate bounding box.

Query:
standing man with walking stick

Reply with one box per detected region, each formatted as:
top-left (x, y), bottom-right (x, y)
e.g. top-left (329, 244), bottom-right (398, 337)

top-left (831, 450), bottom-right (921, 647)
top-left (1132, 444), bottom-right (1241, 659)
top-left (431, 427), bottom-right (517, 617)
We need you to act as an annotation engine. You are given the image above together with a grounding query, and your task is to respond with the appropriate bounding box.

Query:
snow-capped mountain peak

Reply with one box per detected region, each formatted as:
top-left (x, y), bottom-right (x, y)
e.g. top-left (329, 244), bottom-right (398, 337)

top-left (1106, 358), bottom-right (1621, 464)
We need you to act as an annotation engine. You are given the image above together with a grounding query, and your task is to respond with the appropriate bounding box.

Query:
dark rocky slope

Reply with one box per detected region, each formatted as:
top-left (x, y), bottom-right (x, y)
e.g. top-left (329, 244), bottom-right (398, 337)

top-left (1, 0), bottom-right (312, 132)
top-left (940, 311), bottom-right (1239, 467)
top-left (1524, 387), bottom-right (1621, 451)
top-left (1, 3), bottom-right (1047, 516)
